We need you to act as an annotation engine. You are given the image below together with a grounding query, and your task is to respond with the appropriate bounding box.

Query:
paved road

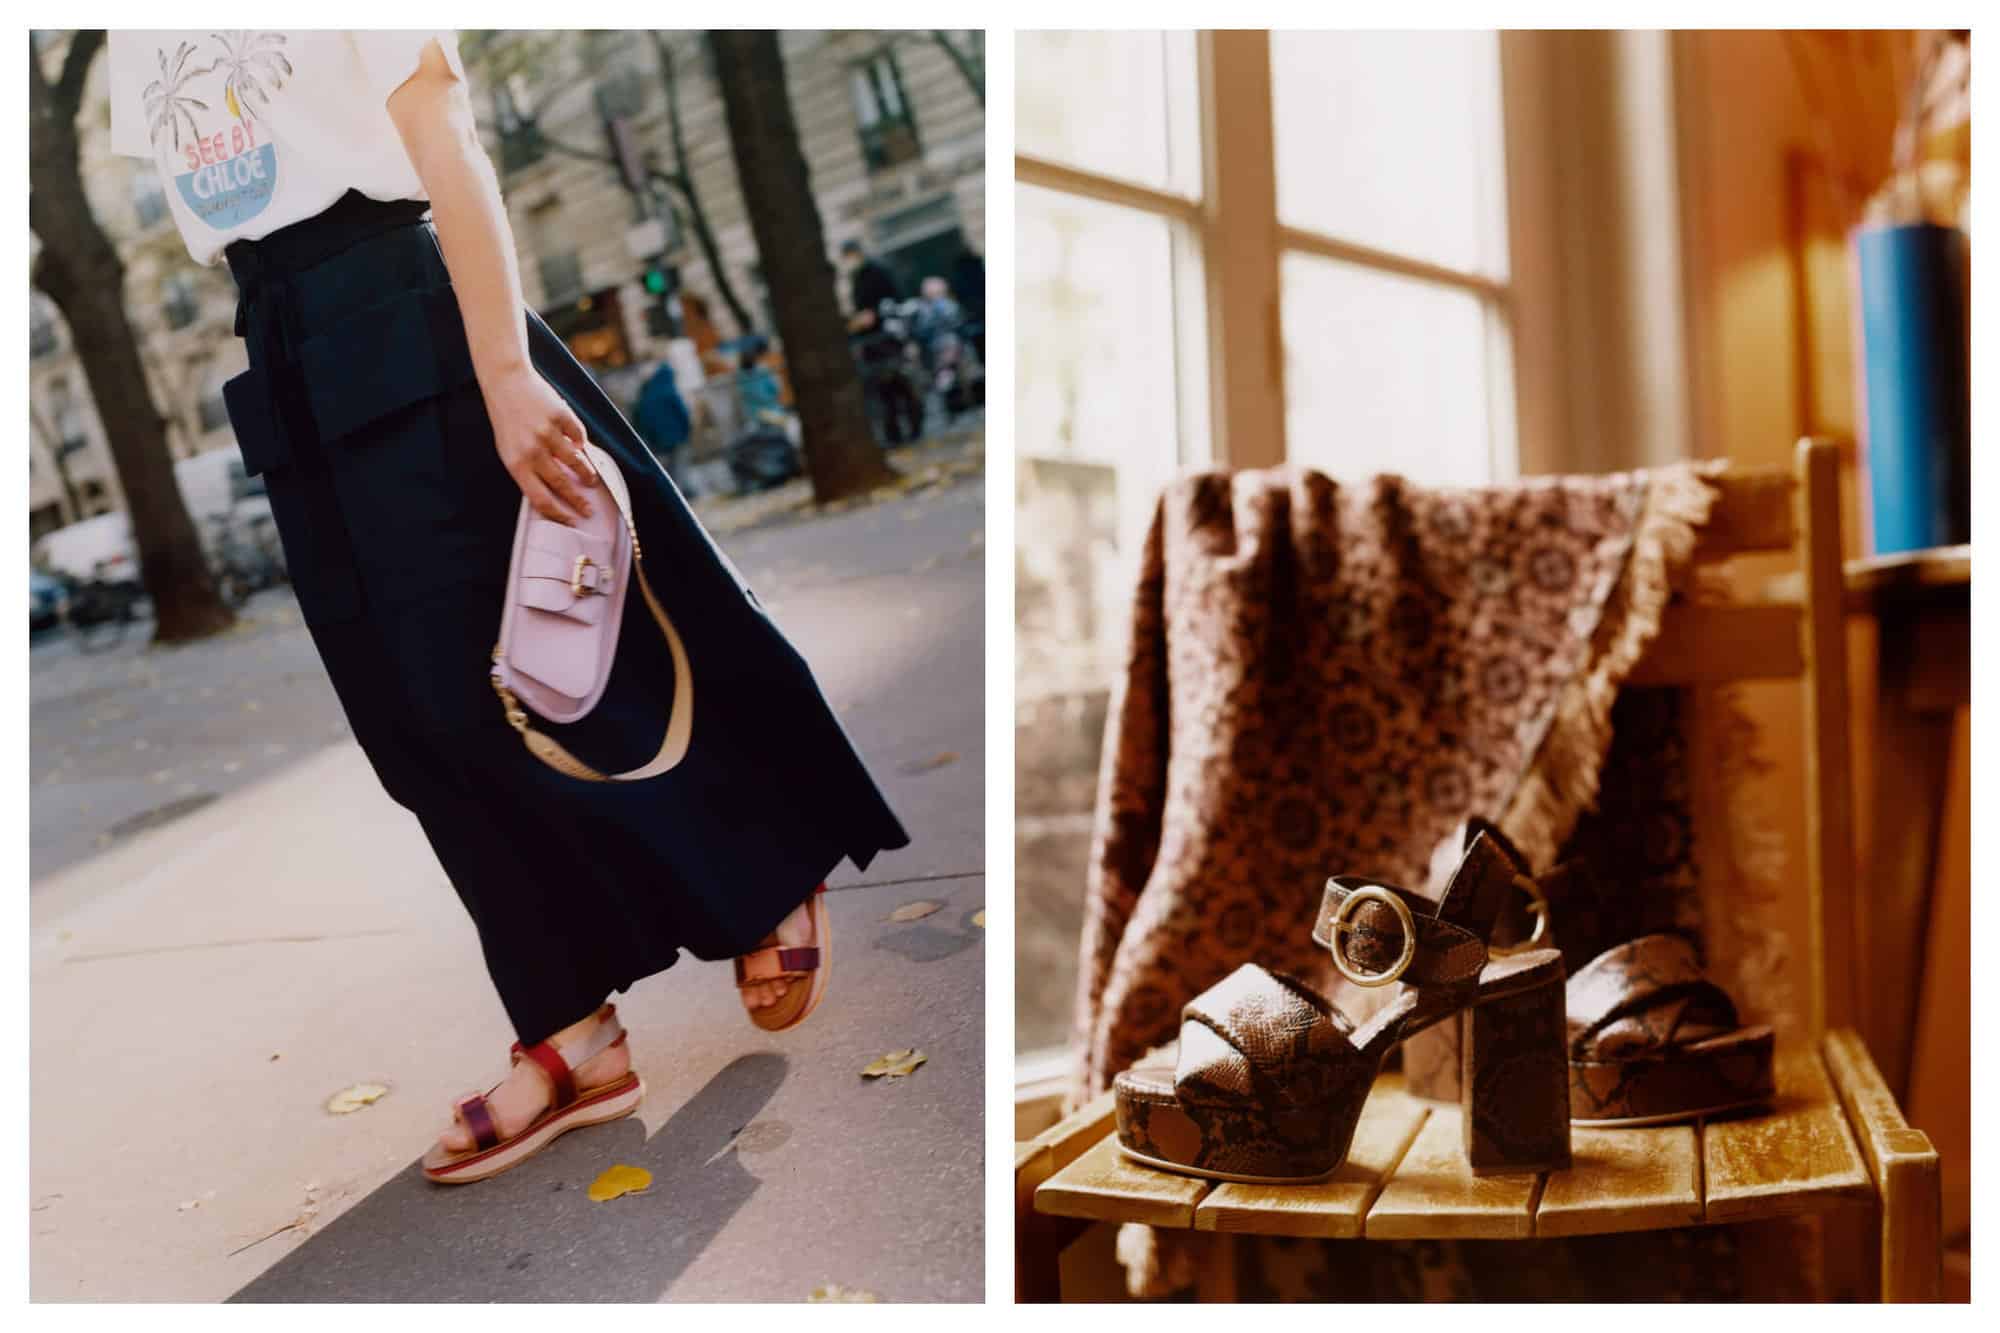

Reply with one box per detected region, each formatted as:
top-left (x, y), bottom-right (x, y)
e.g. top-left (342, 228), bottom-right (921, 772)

top-left (29, 469), bottom-right (984, 1302)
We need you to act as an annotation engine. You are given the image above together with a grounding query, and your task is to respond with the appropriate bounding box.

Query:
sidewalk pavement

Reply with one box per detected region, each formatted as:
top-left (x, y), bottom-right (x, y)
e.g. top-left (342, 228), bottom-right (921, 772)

top-left (29, 470), bottom-right (984, 1302)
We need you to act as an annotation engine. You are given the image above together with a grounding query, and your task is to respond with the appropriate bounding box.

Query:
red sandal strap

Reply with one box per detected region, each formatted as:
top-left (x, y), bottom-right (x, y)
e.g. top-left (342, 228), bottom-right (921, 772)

top-left (515, 1004), bottom-right (626, 1111)
top-left (519, 1040), bottom-right (576, 1110)
top-left (455, 1093), bottom-right (501, 1151)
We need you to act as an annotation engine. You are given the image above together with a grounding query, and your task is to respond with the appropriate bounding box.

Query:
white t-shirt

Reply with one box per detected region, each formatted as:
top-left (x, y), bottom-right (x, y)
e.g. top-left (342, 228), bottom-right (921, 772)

top-left (107, 30), bottom-right (464, 266)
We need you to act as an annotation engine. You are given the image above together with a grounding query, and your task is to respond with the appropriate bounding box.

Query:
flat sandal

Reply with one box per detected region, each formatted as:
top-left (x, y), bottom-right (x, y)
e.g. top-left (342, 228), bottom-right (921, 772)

top-left (421, 1003), bottom-right (644, 1184)
top-left (734, 882), bottom-right (830, 1033)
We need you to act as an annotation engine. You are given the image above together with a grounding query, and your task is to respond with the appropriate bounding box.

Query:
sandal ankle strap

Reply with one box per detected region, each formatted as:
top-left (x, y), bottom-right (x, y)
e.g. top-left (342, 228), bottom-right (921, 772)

top-left (516, 1003), bottom-right (626, 1111)
top-left (1312, 877), bottom-right (1488, 987)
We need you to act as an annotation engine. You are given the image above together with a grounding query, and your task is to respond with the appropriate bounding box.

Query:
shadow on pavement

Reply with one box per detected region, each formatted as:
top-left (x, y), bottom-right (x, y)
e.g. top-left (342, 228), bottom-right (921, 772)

top-left (229, 1053), bottom-right (788, 1302)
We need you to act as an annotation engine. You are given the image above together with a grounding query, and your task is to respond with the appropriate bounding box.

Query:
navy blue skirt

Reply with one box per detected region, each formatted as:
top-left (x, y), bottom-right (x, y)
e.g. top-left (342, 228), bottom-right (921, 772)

top-left (221, 192), bottom-right (909, 1044)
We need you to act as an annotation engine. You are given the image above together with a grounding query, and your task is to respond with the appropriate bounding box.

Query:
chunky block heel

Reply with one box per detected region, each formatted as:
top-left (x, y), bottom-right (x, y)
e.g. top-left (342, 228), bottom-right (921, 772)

top-left (1462, 959), bottom-right (1572, 1175)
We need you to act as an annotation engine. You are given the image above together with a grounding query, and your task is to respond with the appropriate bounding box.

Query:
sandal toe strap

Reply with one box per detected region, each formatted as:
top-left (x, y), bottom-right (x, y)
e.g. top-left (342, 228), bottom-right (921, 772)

top-left (1567, 934), bottom-right (1740, 1059)
top-left (1175, 963), bottom-right (1354, 1109)
top-left (734, 945), bottom-right (819, 987)
top-left (454, 1093), bottom-right (501, 1151)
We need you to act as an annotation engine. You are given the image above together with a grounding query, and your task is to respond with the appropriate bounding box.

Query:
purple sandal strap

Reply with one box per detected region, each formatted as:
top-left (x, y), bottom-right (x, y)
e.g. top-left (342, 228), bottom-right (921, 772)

top-left (734, 945), bottom-right (820, 986)
top-left (455, 1093), bottom-right (501, 1151)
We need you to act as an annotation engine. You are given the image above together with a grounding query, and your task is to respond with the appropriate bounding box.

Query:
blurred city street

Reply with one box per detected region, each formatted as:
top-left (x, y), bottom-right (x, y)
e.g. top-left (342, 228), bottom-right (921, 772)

top-left (29, 444), bottom-right (984, 1302)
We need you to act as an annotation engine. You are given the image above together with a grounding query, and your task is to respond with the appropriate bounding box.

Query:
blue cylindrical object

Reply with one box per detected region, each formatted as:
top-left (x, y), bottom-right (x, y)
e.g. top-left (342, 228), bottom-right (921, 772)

top-left (1853, 222), bottom-right (1971, 555)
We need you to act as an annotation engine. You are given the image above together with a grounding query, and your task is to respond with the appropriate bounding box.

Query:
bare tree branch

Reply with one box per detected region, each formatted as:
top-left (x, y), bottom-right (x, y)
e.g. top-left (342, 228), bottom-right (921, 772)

top-left (469, 115), bottom-right (618, 168)
top-left (928, 30), bottom-right (984, 106)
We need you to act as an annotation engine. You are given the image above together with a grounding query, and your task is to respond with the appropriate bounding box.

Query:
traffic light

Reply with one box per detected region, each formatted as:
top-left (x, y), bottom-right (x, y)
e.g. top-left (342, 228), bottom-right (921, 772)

top-left (641, 267), bottom-right (670, 296)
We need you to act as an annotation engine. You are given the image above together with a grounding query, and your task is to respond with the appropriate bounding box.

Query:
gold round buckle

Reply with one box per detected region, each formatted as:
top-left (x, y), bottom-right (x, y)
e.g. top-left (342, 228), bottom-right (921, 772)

top-left (1489, 873), bottom-right (1550, 958)
top-left (1328, 884), bottom-right (1417, 988)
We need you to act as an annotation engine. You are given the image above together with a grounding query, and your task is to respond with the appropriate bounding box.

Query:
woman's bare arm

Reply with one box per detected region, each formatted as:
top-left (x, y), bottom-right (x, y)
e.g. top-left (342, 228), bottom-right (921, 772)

top-left (384, 38), bottom-right (595, 525)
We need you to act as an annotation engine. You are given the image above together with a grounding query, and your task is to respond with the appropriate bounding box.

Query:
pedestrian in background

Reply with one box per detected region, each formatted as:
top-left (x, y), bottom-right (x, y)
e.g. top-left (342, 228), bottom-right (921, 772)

top-left (840, 238), bottom-right (923, 445)
top-left (633, 358), bottom-right (695, 495)
top-left (950, 246), bottom-right (986, 359)
top-left (106, 28), bottom-right (907, 1184)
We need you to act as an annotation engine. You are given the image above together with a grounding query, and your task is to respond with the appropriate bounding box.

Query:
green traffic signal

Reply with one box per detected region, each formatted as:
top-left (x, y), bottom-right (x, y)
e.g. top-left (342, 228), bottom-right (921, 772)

top-left (641, 268), bottom-right (668, 295)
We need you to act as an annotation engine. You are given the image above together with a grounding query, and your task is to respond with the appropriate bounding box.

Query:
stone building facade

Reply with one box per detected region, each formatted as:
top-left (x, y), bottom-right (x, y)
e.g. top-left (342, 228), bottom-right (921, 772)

top-left (28, 28), bottom-right (986, 543)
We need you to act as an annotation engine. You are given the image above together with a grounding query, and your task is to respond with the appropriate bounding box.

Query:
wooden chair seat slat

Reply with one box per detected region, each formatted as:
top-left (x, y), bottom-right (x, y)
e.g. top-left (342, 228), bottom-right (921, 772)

top-left (1702, 1044), bottom-right (1874, 1223)
top-left (1363, 1106), bottom-right (1542, 1240)
top-left (1196, 1076), bottom-right (1430, 1239)
top-left (1035, 1132), bottom-right (1213, 1228)
top-left (1536, 1123), bottom-right (1702, 1237)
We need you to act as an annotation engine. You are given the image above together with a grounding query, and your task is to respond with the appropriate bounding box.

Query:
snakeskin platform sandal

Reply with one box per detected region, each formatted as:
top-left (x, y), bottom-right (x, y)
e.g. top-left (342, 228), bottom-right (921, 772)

top-left (1112, 825), bottom-right (1571, 1183)
top-left (1404, 830), bottom-right (1777, 1126)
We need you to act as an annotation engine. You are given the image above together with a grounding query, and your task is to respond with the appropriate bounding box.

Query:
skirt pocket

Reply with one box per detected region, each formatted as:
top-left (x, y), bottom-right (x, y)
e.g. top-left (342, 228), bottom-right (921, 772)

top-left (300, 283), bottom-right (489, 617)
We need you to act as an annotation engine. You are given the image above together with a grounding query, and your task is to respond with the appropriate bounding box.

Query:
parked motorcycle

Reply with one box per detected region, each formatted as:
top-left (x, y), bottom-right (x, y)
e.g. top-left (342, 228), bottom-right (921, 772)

top-left (892, 296), bottom-right (985, 428)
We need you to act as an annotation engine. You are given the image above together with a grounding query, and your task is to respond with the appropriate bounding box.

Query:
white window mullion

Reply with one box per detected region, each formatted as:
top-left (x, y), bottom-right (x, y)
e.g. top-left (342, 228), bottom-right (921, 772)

top-left (1197, 29), bottom-right (1285, 471)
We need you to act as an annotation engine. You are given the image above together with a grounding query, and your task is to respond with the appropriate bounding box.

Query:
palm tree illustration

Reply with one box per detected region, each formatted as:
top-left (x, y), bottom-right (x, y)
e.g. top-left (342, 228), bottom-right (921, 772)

top-left (142, 41), bottom-right (213, 152)
top-left (210, 31), bottom-right (293, 120)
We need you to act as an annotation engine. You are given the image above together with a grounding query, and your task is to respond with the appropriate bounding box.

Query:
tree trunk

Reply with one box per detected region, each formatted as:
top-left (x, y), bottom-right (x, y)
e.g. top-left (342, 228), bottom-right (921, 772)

top-left (708, 30), bottom-right (895, 503)
top-left (28, 32), bottom-right (233, 643)
top-left (650, 31), bottom-right (756, 336)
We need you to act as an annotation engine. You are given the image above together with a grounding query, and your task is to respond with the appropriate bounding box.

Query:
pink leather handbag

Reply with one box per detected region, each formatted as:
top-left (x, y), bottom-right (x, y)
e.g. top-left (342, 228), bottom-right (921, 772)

top-left (489, 441), bottom-right (692, 781)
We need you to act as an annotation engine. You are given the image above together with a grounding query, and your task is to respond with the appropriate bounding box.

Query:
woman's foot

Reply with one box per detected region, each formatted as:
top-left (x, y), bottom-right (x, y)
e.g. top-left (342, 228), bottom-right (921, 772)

top-left (436, 1006), bottom-right (631, 1156)
top-left (739, 894), bottom-right (819, 1013)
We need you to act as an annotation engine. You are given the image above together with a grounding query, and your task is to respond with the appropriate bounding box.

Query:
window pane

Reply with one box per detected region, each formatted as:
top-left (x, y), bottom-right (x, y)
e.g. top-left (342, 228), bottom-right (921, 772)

top-left (1016, 30), bottom-right (1199, 195)
top-left (1017, 184), bottom-right (1204, 1056)
top-left (1281, 252), bottom-right (1502, 486)
top-left (1017, 185), bottom-right (1193, 559)
top-left (1271, 30), bottom-right (1507, 277)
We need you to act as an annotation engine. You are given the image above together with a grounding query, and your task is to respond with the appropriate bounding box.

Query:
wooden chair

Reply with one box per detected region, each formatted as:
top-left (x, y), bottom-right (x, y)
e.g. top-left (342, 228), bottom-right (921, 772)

top-left (1017, 440), bottom-right (1943, 1302)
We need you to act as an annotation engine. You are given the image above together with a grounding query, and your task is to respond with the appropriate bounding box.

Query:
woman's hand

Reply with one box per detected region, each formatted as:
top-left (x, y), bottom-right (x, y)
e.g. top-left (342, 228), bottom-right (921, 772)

top-left (481, 366), bottom-right (598, 524)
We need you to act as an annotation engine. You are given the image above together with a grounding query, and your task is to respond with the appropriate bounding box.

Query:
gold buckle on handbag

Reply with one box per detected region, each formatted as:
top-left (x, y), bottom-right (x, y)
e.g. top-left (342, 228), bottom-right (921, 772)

top-left (571, 554), bottom-right (601, 598)
top-left (1489, 873), bottom-right (1550, 958)
top-left (1327, 883), bottom-right (1417, 987)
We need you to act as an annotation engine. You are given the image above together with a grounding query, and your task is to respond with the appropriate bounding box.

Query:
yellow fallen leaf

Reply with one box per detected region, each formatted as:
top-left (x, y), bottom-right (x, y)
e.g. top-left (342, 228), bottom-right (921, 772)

top-left (972, 910), bottom-right (985, 929)
top-left (324, 1082), bottom-right (389, 1114)
top-left (808, 1284), bottom-right (880, 1303)
top-left (861, 1049), bottom-right (927, 1079)
top-left (887, 900), bottom-right (942, 923)
top-left (587, 1164), bottom-right (653, 1202)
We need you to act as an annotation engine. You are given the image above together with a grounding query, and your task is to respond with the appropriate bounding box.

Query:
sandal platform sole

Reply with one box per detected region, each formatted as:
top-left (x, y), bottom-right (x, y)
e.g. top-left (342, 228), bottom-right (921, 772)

top-left (422, 1073), bottom-right (645, 1184)
top-left (1568, 1026), bottom-right (1775, 1126)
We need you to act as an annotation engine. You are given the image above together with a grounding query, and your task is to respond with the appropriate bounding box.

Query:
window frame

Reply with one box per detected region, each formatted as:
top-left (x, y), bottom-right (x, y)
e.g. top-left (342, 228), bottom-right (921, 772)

top-left (851, 48), bottom-right (922, 173)
top-left (1011, 29), bottom-right (1563, 1081)
top-left (1015, 29), bottom-right (1556, 477)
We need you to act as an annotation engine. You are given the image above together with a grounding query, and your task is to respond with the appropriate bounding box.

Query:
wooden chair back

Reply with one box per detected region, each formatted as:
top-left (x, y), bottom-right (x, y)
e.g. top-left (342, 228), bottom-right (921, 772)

top-left (1623, 437), bottom-right (1855, 1039)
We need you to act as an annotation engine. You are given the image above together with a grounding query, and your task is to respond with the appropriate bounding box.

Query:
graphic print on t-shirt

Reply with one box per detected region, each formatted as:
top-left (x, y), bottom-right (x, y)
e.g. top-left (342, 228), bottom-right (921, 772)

top-left (142, 32), bottom-right (292, 231)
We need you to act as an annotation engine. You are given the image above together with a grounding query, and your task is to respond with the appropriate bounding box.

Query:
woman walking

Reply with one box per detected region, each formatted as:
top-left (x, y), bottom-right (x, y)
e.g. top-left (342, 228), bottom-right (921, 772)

top-left (107, 30), bottom-right (908, 1181)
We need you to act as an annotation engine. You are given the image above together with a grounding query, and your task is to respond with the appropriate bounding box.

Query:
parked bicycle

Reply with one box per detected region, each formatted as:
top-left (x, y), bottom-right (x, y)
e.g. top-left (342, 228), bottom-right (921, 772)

top-left (205, 510), bottom-right (287, 608)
